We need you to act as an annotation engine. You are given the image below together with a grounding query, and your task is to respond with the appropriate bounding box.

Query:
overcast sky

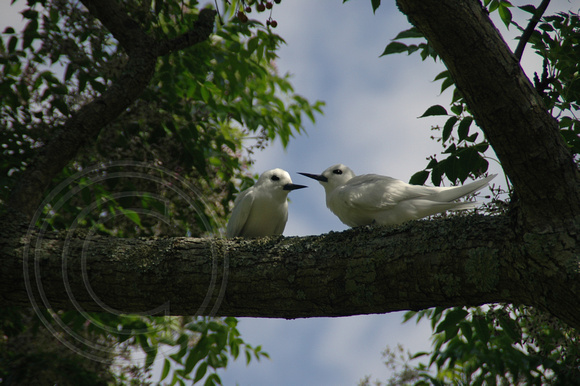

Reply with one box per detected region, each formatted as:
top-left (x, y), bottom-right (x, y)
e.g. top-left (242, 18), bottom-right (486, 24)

top-left (1, 0), bottom-right (576, 385)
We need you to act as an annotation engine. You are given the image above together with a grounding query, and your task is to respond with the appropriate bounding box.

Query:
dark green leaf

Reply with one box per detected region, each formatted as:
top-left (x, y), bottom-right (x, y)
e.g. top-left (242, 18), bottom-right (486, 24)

top-left (457, 117), bottom-right (473, 140)
top-left (443, 143), bottom-right (456, 154)
top-left (51, 98), bottom-right (70, 115)
top-left (409, 170), bottom-right (429, 185)
top-left (459, 321), bottom-right (473, 342)
top-left (443, 155), bottom-right (459, 183)
top-left (431, 164), bottom-right (443, 186)
top-left (499, 315), bottom-right (521, 343)
top-left (472, 316), bottom-right (490, 343)
top-left (518, 4), bottom-right (536, 14)
top-left (194, 362), bottom-right (208, 383)
top-left (393, 27), bottom-right (424, 40)
top-left (435, 308), bottom-right (468, 334)
top-left (419, 104), bottom-right (447, 117)
top-left (8, 36), bottom-right (18, 53)
top-left (380, 41), bottom-right (408, 57)
top-left (145, 345), bottom-right (157, 368)
top-left (450, 103), bottom-right (463, 115)
top-left (443, 116), bottom-right (458, 142)
top-left (371, 0), bottom-right (381, 13)
top-left (204, 373), bottom-right (222, 386)
top-left (161, 358), bottom-right (171, 381)
top-left (466, 132), bottom-right (479, 142)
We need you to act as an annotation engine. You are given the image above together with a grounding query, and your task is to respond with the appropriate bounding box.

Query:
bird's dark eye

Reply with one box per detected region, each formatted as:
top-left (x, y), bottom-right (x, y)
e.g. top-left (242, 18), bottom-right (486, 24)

top-left (271, 175), bottom-right (280, 181)
top-left (333, 169), bottom-right (343, 175)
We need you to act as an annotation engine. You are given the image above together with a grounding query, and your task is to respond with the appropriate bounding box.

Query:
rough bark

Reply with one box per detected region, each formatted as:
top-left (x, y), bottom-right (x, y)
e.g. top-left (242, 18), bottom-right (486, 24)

top-left (1, 214), bottom-right (579, 330)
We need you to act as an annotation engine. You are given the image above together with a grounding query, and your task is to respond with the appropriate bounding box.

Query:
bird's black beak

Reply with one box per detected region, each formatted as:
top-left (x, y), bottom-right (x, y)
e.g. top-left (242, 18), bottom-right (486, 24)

top-left (298, 172), bottom-right (328, 183)
top-left (283, 183), bottom-right (308, 191)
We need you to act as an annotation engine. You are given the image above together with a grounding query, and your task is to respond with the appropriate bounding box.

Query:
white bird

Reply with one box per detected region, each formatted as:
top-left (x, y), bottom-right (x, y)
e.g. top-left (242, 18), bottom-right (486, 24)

top-left (299, 164), bottom-right (496, 227)
top-left (226, 168), bottom-right (307, 238)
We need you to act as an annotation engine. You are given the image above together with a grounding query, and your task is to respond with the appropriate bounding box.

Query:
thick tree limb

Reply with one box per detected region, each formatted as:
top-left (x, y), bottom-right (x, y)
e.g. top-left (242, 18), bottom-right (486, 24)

top-left (6, 4), bottom-right (216, 219)
top-left (1, 215), bottom-right (578, 330)
top-left (396, 0), bottom-right (580, 232)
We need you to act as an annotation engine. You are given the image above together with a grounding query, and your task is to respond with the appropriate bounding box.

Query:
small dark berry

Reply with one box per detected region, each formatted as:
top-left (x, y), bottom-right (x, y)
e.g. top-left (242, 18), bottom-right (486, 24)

top-left (237, 11), bottom-right (248, 22)
top-left (266, 1), bottom-right (273, 9)
top-left (270, 20), bottom-right (277, 28)
top-left (274, 0), bottom-right (281, 3)
top-left (257, 3), bottom-right (266, 12)
top-left (245, 6), bottom-right (252, 12)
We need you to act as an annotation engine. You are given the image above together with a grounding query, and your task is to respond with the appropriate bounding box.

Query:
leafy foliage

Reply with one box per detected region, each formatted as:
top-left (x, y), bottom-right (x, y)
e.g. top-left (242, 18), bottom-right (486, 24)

top-left (380, 5), bottom-right (580, 187)
top-left (522, 11), bottom-right (580, 157)
top-left (361, 306), bottom-right (580, 385)
top-left (0, 0), bottom-right (322, 384)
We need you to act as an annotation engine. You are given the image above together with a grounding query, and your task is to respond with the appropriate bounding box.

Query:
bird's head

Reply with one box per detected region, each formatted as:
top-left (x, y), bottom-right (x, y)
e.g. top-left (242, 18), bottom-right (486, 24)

top-left (298, 164), bottom-right (356, 192)
top-left (256, 168), bottom-right (308, 196)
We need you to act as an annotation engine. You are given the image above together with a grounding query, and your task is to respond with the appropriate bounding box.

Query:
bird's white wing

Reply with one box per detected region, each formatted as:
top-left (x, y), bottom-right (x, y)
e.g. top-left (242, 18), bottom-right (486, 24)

top-left (337, 174), bottom-right (439, 210)
top-left (225, 189), bottom-right (255, 237)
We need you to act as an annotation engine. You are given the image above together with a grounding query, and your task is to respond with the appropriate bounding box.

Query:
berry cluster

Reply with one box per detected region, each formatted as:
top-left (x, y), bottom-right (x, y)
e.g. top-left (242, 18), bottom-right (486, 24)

top-left (236, 0), bottom-right (281, 28)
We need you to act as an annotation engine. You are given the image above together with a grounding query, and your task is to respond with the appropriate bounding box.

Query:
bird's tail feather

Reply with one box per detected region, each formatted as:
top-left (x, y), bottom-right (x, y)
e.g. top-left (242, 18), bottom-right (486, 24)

top-left (425, 174), bottom-right (497, 202)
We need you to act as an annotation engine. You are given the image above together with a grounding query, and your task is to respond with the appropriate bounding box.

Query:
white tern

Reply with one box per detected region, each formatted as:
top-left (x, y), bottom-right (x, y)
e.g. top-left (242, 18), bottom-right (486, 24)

top-left (226, 168), bottom-right (307, 238)
top-left (299, 164), bottom-right (496, 227)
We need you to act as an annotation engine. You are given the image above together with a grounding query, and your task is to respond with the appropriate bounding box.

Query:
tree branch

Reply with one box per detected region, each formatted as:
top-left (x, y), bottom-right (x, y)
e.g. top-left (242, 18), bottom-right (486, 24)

top-left (514, 0), bottom-right (551, 61)
top-left (158, 9), bottom-right (218, 56)
top-left (1, 214), bottom-right (578, 330)
top-left (79, 0), bottom-right (148, 55)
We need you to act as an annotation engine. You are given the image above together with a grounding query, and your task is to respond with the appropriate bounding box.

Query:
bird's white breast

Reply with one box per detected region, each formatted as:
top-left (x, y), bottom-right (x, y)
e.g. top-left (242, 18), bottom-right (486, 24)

top-left (240, 194), bottom-right (288, 237)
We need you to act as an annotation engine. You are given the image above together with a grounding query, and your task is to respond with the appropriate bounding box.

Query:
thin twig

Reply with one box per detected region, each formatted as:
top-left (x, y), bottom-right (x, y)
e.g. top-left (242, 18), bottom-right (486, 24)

top-left (514, 0), bottom-right (551, 61)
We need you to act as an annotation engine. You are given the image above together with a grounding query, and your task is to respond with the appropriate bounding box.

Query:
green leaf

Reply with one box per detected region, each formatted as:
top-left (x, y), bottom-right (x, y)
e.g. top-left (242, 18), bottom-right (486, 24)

top-left (409, 170), bottom-right (429, 185)
top-left (431, 164), bottom-right (443, 186)
top-left (161, 359), bottom-right (171, 381)
top-left (393, 27), bottom-right (424, 40)
top-left (437, 308), bottom-right (468, 342)
top-left (8, 36), bottom-right (18, 53)
top-left (380, 41), bottom-right (408, 57)
top-left (442, 116), bottom-right (458, 142)
top-left (200, 84), bottom-right (210, 103)
top-left (498, 5), bottom-right (512, 28)
top-left (518, 4), bottom-right (536, 14)
top-left (435, 308), bottom-right (468, 335)
top-left (473, 316), bottom-right (490, 343)
top-left (119, 208), bottom-right (143, 227)
top-left (499, 315), bottom-right (521, 343)
top-left (419, 105), bottom-right (447, 117)
top-left (204, 373), bottom-right (222, 386)
top-left (194, 362), bottom-right (208, 383)
top-left (459, 320), bottom-right (473, 342)
top-left (371, 0), bottom-right (381, 13)
top-left (51, 98), bottom-right (70, 115)
top-left (145, 345), bottom-right (158, 368)
top-left (443, 155), bottom-right (459, 183)
top-left (457, 117), bottom-right (473, 140)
